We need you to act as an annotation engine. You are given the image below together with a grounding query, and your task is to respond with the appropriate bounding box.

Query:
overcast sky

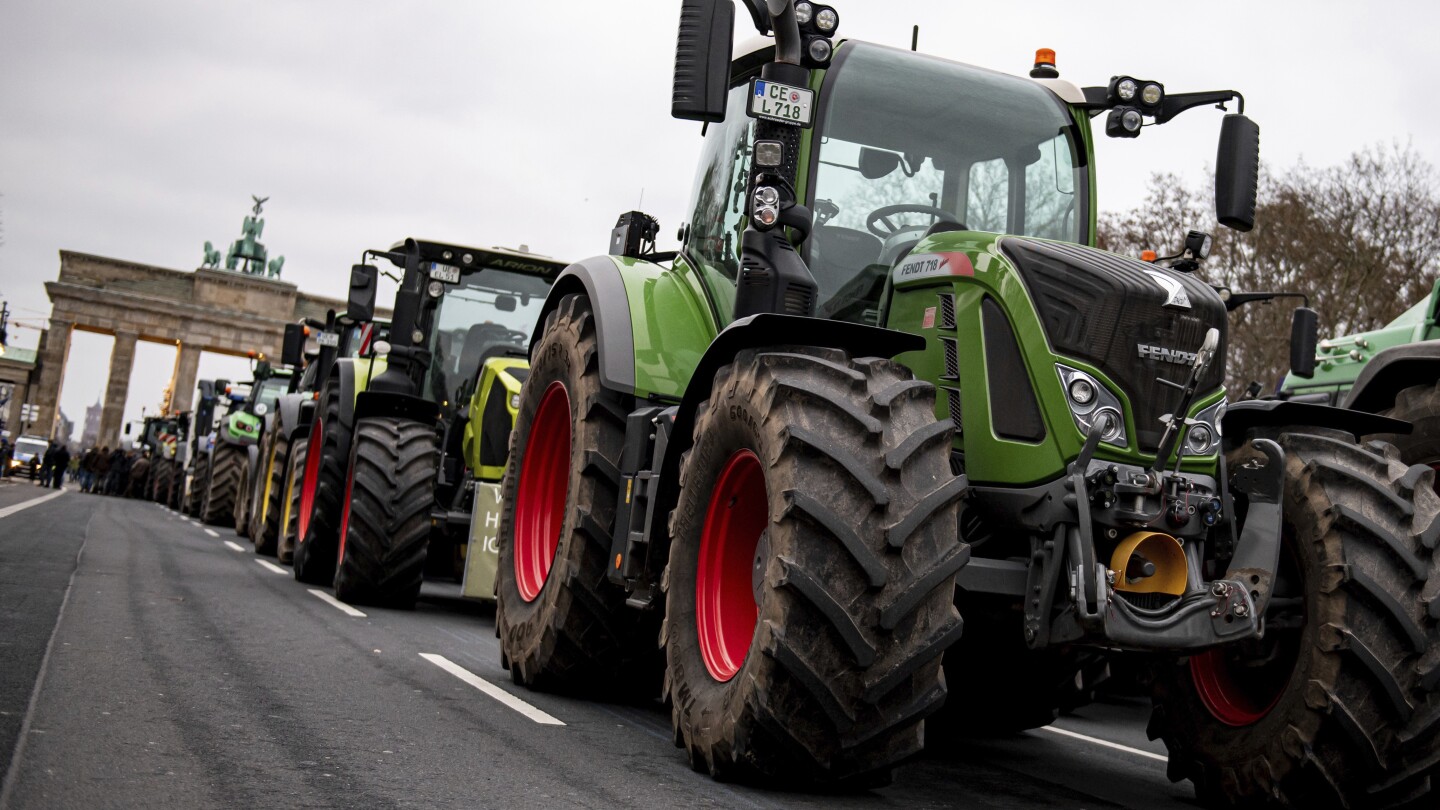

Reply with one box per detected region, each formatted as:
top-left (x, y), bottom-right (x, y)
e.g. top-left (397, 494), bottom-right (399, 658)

top-left (2, 0), bottom-right (1438, 445)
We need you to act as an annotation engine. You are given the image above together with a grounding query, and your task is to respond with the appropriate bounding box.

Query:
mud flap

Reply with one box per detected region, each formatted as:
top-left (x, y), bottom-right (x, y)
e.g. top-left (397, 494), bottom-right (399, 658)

top-left (461, 482), bottom-right (503, 600)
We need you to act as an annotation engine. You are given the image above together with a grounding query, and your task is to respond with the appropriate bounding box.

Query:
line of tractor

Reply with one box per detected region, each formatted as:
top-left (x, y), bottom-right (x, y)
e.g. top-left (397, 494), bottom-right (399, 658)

top-left (132, 2), bottom-right (1440, 806)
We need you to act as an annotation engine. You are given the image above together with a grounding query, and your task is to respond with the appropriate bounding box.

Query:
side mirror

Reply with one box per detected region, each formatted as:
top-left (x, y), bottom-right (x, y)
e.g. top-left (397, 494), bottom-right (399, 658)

top-left (858, 147), bottom-right (902, 180)
top-left (671, 0), bottom-right (735, 123)
top-left (1290, 307), bottom-right (1318, 379)
top-left (1215, 114), bottom-right (1259, 232)
top-left (280, 323), bottom-right (305, 368)
top-left (348, 264), bottom-right (378, 323)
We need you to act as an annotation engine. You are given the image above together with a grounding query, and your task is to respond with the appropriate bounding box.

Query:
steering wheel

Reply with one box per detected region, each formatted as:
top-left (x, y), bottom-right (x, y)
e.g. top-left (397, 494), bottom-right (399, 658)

top-left (865, 204), bottom-right (962, 238)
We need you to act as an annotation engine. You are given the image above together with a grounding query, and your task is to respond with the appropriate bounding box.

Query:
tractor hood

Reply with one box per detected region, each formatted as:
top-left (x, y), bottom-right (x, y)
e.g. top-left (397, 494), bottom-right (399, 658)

top-left (999, 237), bottom-right (1228, 452)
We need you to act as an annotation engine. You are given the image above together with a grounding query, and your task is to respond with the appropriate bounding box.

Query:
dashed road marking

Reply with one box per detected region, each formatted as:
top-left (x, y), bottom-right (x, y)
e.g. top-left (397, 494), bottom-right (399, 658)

top-left (420, 653), bottom-right (564, 726)
top-left (1039, 725), bottom-right (1167, 762)
top-left (308, 589), bottom-right (366, 617)
top-left (223, 540), bottom-right (246, 552)
top-left (204, 529), bottom-right (219, 538)
top-left (255, 559), bottom-right (288, 575)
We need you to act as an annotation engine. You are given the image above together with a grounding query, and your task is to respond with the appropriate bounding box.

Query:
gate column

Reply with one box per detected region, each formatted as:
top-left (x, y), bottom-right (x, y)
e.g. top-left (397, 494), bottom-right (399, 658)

top-left (98, 331), bottom-right (138, 449)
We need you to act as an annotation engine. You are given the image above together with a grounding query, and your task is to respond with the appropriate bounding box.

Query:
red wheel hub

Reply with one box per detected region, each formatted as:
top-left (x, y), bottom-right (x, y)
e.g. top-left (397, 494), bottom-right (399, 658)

top-left (696, 449), bottom-right (768, 682)
top-left (337, 461), bottom-right (356, 564)
top-left (1190, 647), bottom-right (1288, 726)
top-left (513, 382), bottom-right (571, 602)
top-left (298, 417), bottom-right (324, 544)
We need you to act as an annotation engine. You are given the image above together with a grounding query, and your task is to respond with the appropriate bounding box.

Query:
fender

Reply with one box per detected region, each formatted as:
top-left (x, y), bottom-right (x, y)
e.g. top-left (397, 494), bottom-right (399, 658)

top-left (277, 392), bottom-right (306, 440)
top-left (331, 356), bottom-right (387, 434)
top-left (354, 390), bottom-right (440, 424)
top-left (530, 256), bottom-right (641, 395)
top-left (1343, 341), bottom-right (1440, 413)
top-left (1223, 399), bottom-right (1411, 445)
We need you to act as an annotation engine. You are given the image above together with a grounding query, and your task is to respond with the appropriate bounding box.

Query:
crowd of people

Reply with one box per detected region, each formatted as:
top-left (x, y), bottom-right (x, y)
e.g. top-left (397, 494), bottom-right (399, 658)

top-left (0, 437), bottom-right (157, 497)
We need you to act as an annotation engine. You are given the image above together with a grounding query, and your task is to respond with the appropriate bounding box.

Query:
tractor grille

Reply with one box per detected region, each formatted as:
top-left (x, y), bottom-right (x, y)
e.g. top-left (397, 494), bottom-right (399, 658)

top-left (937, 292), bottom-right (957, 330)
top-left (943, 387), bottom-right (963, 432)
top-left (1000, 238), bottom-right (1227, 453)
top-left (940, 337), bottom-right (959, 381)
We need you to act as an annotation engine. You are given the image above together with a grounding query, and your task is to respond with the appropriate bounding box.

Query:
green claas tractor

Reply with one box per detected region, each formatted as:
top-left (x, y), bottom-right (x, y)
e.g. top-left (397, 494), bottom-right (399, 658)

top-left (292, 243), bottom-right (562, 609)
top-left (1280, 278), bottom-right (1440, 491)
top-left (181, 379), bottom-right (224, 516)
top-left (492, 1), bottom-right (1440, 805)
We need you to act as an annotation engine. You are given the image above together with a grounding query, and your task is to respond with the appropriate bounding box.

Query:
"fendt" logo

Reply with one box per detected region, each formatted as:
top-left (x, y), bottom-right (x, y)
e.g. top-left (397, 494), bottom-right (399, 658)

top-left (1137, 344), bottom-right (1197, 365)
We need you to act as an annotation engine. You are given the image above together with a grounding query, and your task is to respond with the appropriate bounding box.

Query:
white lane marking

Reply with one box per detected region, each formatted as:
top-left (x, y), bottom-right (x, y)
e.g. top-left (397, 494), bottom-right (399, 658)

top-left (308, 589), bottom-right (366, 617)
top-left (1039, 725), bottom-right (1168, 762)
top-left (223, 540), bottom-right (246, 552)
top-left (204, 529), bottom-right (219, 538)
top-left (419, 653), bottom-right (565, 726)
top-left (255, 559), bottom-right (288, 575)
top-left (0, 489), bottom-right (68, 520)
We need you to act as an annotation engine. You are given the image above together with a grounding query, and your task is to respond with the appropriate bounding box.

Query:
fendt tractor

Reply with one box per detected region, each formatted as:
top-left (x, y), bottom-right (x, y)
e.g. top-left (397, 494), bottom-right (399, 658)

top-left (292, 244), bottom-right (562, 609)
top-left (1281, 279), bottom-right (1440, 492)
top-left (180, 380), bottom-right (224, 516)
top-left (491, 2), bottom-right (1440, 806)
top-left (249, 312), bottom-right (382, 561)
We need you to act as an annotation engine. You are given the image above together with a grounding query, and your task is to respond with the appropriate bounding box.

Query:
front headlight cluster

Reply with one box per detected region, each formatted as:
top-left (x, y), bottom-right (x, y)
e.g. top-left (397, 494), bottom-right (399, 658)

top-left (1185, 399), bottom-right (1226, 456)
top-left (794, 2), bottom-right (839, 67)
top-left (1105, 75), bottom-right (1164, 139)
top-left (1056, 364), bottom-right (1127, 448)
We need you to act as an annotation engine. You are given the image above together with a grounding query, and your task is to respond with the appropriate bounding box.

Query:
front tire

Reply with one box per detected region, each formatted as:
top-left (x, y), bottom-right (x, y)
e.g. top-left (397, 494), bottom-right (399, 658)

top-left (183, 455), bottom-right (210, 516)
top-left (277, 439), bottom-right (308, 565)
top-left (201, 443), bottom-right (244, 527)
top-left (251, 434), bottom-right (289, 557)
top-left (664, 348), bottom-right (967, 784)
top-left (332, 417), bottom-right (437, 608)
top-left (1148, 431), bottom-right (1440, 808)
top-left (294, 382), bottom-right (348, 585)
top-left (495, 293), bottom-right (649, 692)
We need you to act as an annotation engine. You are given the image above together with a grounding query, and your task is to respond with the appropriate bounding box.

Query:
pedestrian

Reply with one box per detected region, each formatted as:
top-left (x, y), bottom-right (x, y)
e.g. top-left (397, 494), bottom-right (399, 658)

top-left (95, 446), bottom-right (111, 494)
top-left (50, 444), bottom-right (71, 490)
top-left (37, 445), bottom-right (55, 487)
top-left (79, 447), bottom-right (96, 492)
top-left (105, 447), bottom-right (126, 495)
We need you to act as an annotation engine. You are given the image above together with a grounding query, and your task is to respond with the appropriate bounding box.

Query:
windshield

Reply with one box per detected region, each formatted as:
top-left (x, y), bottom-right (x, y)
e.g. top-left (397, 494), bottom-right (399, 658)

top-left (256, 377), bottom-right (288, 409)
top-left (15, 439), bottom-right (46, 456)
top-left (806, 42), bottom-right (1087, 322)
top-left (426, 267), bottom-right (551, 411)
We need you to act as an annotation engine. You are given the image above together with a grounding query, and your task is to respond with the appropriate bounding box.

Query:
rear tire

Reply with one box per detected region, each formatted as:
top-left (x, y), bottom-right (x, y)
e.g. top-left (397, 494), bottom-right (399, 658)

top-left (251, 434), bottom-right (289, 557)
top-left (294, 382), bottom-right (348, 585)
top-left (495, 293), bottom-right (650, 692)
top-left (233, 461), bottom-right (251, 537)
top-left (150, 459), bottom-right (173, 504)
top-left (1376, 381), bottom-right (1440, 496)
top-left (664, 348), bottom-right (967, 784)
top-left (1148, 431), bottom-right (1440, 808)
top-left (277, 439), bottom-right (307, 565)
top-left (201, 443), bottom-right (244, 527)
top-left (332, 417), bottom-right (437, 608)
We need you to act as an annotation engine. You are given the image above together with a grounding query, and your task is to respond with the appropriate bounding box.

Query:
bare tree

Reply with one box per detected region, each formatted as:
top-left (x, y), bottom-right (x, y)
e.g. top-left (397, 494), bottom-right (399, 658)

top-left (1099, 143), bottom-right (1440, 393)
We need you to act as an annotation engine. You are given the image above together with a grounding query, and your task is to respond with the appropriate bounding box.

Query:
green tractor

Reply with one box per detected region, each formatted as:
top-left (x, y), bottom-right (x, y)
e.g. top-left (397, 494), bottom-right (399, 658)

top-left (1280, 278), bottom-right (1440, 490)
top-left (292, 243), bottom-right (562, 608)
top-left (197, 359), bottom-right (292, 527)
top-left (492, 1), bottom-right (1440, 805)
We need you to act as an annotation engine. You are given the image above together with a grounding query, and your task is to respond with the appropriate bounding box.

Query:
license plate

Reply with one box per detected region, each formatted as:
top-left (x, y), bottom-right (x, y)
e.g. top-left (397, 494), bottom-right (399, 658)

top-left (748, 79), bottom-right (814, 128)
top-left (316, 332), bottom-right (340, 348)
top-left (428, 263), bottom-right (461, 284)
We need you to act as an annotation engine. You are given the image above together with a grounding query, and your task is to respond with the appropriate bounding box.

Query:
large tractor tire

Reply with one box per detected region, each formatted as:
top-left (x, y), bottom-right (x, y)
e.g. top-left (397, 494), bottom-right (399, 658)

top-left (1376, 381), bottom-right (1440, 496)
top-left (233, 455), bottom-right (254, 538)
top-left (1148, 430), bottom-right (1440, 808)
top-left (277, 439), bottom-right (307, 565)
top-left (331, 417), bottom-right (437, 608)
top-left (150, 459), bottom-right (173, 505)
top-left (200, 443), bottom-right (245, 527)
top-left (293, 382), bottom-right (347, 585)
top-left (250, 434), bottom-right (289, 557)
top-left (664, 348), bottom-right (968, 785)
top-left (496, 293), bottom-right (651, 692)
top-left (183, 455), bottom-right (210, 516)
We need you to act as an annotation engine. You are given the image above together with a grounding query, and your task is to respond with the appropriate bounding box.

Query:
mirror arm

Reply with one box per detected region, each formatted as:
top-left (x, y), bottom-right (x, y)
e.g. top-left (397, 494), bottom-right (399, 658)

top-left (1222, 291), bottom-right (1310, 313)
top-left (1157, 90), bottom-right (1243, 124)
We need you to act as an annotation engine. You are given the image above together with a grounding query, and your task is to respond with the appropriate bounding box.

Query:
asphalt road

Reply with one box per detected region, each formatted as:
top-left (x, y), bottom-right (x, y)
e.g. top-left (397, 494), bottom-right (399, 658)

top-left (0, 481), bottom-right (1200, 809)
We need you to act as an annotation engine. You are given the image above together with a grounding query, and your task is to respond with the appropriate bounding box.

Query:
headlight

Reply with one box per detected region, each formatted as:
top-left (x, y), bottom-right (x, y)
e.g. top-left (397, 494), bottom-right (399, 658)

top-left (1141, 82), bottom-right (1163, 106)
top-left (807, 37), bottom-right (833, 64)
top-left (815, 8), bottom-right (838, 33)
top-left (254, 403), bottom-right (268, 417)
top-left (427, 280), bottom-right (444, 298)
top-left (1186, 398), bottom-right (1226, 456)
top-left (1056, 364), bottom-right (1128, 449)
top-left (1122, 109), bottom-right (1142, 132)
top-left (1116, 78), bottom-right (1137, 101)
top-left (509, 393), bottom-right (521, 410)
top-left (795, 1), bottom-right (813, 25)
top-left (1185, 423), bottom-right (1213, 455)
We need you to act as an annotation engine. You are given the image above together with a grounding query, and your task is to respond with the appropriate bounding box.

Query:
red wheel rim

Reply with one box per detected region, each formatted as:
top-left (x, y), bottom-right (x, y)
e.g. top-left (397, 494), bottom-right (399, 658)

top-left (337, 460), bottom-right (355, 564)
top-left (696, 449), bottom-right (767, 682)
top-left (513, 382), bottom-right (571, 603)
top-left (298, 417), bottom-right (323, 544)
top-left (1190, 648), bottom-right (1287, 726)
